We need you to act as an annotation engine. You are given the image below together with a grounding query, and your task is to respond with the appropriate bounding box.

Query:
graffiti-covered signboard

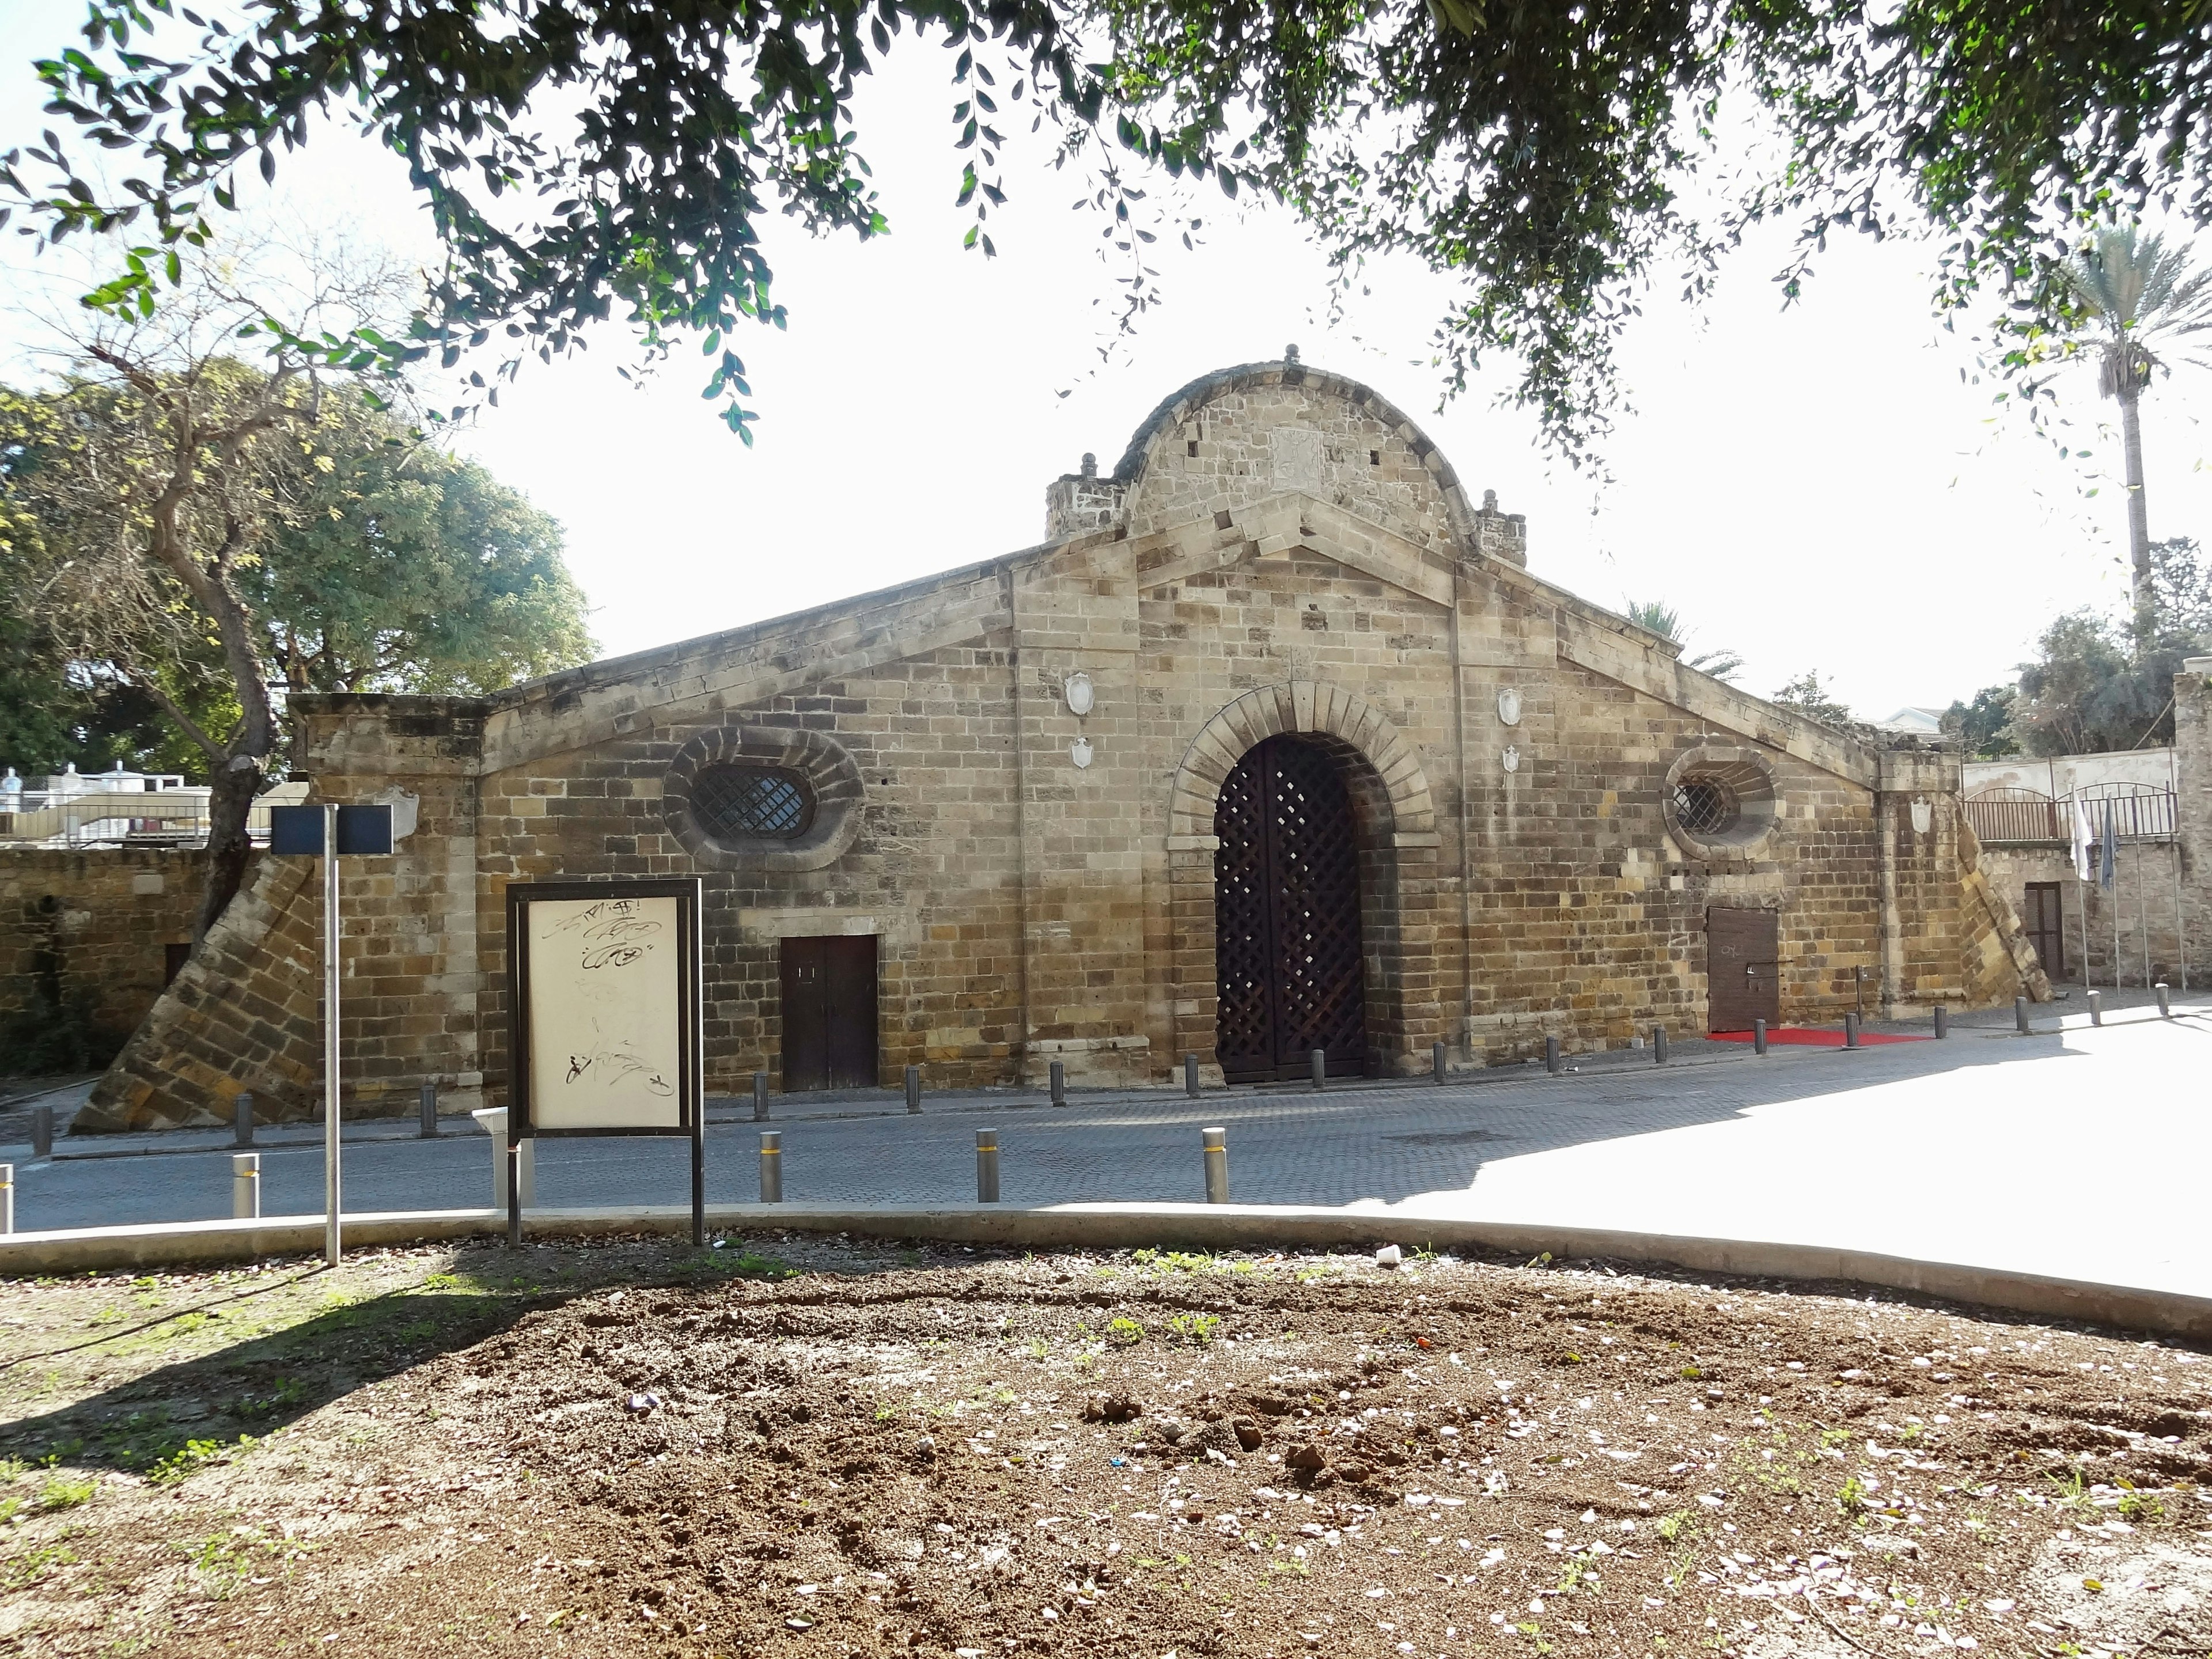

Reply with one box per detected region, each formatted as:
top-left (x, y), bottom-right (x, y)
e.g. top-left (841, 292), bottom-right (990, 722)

top-left (504, 878), bottom-right (705, 1238)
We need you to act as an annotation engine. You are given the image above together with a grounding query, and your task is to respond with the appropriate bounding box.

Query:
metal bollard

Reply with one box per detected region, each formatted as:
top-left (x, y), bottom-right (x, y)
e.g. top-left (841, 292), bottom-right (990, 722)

top-left (232, 1153), bottom-right (260, 1220)
top-left (233, 1092), bottom-right (255, 1148)
top-left (1184, 1052), bottom-right (1200, 1097)
top-left (976, 1128), bottom-right (1000, 1203)
top-left (1310, 1048), bottom-right (1327, 1090)
top-left (2014, 996), bottom-right (2031, 1035)
top-left (1050, 1060), bottom-right (1067, 1107)
top-left (1433, 1040), bottom-right (1448, 1084)
top-left (419, 1081), bottom-right (439, 1138)
top-left (1, 1162), bottom-right (12, 1234)
top-left (1933, 1005), bottom-right (1948, 1039)
top-left (1843, 1012), bottom-right (1861, 1049)
top-left (1202, 1126), bottom-right (1230, 1203)
top-left (1653, 1026), bottom-right (1668, 1065)
top-left (753, 1070), bottom-right (770, 1122)
top-left (904, 1064), bottom-right (922, 1113)
top-left (2088, 989), bottom-right (2103, 1027)
top-left (1752, 1018), bottom-right (1767, 1056)
top-left (472, 1108), bottom-right (535, 1210)
top-left (759, 1131), bottom-right (783, 1203)
top-left (32, 1104), bottom-right (52, 1160)
top-left (2157, 982), bottom-right (2172, 1018)
top-left (1544, 1035), bottom-right (1562, 1075)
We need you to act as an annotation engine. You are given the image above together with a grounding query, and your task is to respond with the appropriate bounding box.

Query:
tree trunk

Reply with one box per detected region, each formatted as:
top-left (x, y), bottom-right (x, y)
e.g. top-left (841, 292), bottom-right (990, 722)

top-left (191, 578), bottom-right (278, 948)
top-left (195, 757), bottom-right (260, 945)
top-left (2120, 379), bottom-right (2152, 641)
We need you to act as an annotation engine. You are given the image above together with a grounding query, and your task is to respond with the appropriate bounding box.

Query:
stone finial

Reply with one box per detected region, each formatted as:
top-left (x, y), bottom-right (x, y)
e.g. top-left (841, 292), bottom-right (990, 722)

top-left (1080, 452), bottom-right (1097, 479)
top-left (1285, 343), bottom-right (1301, 365)
top-left (1482, 488), bottom-right (1498, 512)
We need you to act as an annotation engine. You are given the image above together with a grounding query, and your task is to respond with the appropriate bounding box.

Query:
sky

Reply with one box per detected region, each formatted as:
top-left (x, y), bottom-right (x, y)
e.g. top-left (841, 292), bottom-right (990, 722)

top-left (4, 6), bottom-right (2209, 721)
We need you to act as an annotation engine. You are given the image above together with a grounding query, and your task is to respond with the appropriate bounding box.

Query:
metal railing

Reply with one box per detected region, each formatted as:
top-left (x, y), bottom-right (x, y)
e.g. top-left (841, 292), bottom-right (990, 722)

top-left (1963, 784), bottom-right (2176, 846)
top-left (1961, 787), bottom-right (2063, 843)
top-left (2074, 783), bottom-right (2176, 843)
top-left (0, 786), bottom-right (310, 849)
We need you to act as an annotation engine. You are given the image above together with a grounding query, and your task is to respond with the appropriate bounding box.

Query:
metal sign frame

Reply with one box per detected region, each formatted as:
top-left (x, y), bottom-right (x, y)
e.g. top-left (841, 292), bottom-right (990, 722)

top-left (267, 801), bottom-right (395, 1268)
top-left (505, 877), bottom-right (706, 1246)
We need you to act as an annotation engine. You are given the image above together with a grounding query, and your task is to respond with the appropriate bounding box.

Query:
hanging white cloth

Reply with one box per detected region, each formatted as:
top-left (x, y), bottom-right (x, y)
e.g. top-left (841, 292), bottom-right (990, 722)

top-left (2071, 796), bottom-right (2096, 882)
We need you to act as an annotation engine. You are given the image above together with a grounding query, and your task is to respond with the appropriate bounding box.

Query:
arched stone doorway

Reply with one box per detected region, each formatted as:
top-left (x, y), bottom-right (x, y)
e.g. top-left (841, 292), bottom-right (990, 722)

top-left (1165, 680), bottom-right (1441, 1081)
top-left (1214, 734), bottom-right (1369, 1081)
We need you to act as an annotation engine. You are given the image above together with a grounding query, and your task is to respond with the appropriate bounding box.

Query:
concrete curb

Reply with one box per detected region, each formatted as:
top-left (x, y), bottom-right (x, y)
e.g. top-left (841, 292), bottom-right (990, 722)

top-left (2, 1202), bottom-right (2206, 1342)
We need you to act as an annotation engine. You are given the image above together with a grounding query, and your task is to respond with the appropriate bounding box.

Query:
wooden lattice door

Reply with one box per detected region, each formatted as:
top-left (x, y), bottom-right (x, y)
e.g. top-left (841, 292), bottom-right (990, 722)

top-left (1214, 736), bottom-right (1369, 1082)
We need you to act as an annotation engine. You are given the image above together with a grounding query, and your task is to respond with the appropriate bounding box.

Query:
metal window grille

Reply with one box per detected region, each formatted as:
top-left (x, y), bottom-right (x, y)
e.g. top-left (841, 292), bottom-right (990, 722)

top-left (1671, 778), bottom-right (1736, 836)
top-left (693, 764), bottom-right (814, 840)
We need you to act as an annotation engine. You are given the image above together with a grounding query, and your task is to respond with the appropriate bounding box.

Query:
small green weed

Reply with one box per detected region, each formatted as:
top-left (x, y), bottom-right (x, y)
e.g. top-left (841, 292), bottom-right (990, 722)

top-left (39, 1474), bottom-right (94, 1510)
top-left (1654, 1510), bottom-right (1696, 1543)
top-left (2116, 1487), bottom-right (2165, 1524)
top-left (1836, 1475), bottom-right (1868, 1518)
top-left (237, 1376), bottom-right (308, 1419)
top-left (1106, 1317), bottom-right (1145, 1347)
top-left (2, 1539), bottom-right (78, 1592)
top-left (1166, 1313), bottom-right (1221, 1346)
top-left (143, 1435), bottom-right (254, 1486)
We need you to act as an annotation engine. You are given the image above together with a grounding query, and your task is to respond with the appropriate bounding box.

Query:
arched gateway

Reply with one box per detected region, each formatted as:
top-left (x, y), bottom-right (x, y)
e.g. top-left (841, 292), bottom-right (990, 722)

top-left (1213, 735), bottom-right (1369, 1081)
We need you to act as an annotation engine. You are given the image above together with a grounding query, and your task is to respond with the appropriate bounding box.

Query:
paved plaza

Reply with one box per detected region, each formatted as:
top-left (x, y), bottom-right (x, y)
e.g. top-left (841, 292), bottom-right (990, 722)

top-left (4, 996), bottom-right (2205, 1301)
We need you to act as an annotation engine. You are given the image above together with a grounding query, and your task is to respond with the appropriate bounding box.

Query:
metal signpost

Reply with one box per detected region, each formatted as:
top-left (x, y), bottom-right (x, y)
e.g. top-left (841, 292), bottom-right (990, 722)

top-left (506, 878), bottom-right (706, 1247)
top-left (268, 802), bottom-right (394, 1267)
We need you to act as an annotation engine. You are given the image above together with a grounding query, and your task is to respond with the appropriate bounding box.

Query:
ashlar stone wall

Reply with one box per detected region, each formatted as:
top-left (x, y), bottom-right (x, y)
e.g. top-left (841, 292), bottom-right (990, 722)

top-left (74, 357), bottom-right (2039, 1130)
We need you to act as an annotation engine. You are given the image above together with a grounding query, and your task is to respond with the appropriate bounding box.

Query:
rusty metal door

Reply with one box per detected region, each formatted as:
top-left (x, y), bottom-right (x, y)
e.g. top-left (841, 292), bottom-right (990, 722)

top-left (780, 935), bottom-right (879, 1091)
top-left (2023, 881), bottom-right (2066, 977)
top-left (1707, 907), bottom-right (1780, 1033)
top-left (1213, 736), bottom-right (1369, 1082)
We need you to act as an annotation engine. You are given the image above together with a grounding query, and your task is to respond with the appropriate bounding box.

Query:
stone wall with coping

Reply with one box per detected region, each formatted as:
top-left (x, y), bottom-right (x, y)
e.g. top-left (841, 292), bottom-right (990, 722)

top-left (75, 699), bottom-right (491, 1131)
top-left (0, 847), bottom-right (209, 1056)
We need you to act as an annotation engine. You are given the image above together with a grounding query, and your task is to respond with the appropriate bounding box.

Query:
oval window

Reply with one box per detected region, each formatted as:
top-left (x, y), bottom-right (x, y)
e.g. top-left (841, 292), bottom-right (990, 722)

top-left (691, 763), bottom-right (816, 842)
top-left (1670, 777), bottom-right (1738, 837)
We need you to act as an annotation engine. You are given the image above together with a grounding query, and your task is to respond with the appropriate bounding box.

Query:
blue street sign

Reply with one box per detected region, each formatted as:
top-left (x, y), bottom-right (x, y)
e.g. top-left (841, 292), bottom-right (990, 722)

top-left (268, 803), bottom-right (394, 856)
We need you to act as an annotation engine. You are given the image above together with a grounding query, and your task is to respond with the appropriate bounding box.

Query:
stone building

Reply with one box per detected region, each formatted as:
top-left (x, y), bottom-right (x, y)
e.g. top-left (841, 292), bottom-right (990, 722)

top-left (1963, 662), bottom-right (2212, 994)
top-left (75, 354), bottom-right (2042, 1130)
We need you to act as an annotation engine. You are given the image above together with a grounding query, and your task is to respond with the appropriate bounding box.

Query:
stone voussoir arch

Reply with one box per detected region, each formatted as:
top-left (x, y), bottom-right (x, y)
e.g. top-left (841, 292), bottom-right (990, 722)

top-left (1168, 680), bottom-right (1437, 843)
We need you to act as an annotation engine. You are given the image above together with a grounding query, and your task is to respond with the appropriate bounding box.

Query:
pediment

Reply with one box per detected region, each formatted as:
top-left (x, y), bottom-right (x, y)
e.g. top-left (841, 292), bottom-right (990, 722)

top-left (1130, 491), bottom-right (1457, 609)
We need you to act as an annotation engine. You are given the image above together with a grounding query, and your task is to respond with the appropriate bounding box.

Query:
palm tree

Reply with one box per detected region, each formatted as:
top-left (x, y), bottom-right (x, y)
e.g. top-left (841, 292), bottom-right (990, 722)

top-left (1624, 599), bottom-right (1744, 682)
top-left (2059, 228), bottom-right (2212, 637)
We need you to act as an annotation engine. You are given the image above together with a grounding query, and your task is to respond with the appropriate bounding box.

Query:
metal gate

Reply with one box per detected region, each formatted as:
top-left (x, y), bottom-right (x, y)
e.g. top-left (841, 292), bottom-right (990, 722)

top-left (780, 935), bottom-right (879, 1090)
top-left (1706, 907), bottom-right (1780, 1032)
top-left (1213, 736), bottom-right (1369, 1082)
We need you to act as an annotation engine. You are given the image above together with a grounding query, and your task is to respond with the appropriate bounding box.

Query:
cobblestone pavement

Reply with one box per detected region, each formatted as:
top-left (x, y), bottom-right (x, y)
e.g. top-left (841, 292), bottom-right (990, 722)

top-left (4, 997), bottom-right (2205, 1299)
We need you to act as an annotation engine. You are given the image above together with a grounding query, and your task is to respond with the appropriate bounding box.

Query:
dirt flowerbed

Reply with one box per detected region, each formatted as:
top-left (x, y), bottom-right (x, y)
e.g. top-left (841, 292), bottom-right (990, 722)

top-left (3, 1235), bottom-right (2210, 1659)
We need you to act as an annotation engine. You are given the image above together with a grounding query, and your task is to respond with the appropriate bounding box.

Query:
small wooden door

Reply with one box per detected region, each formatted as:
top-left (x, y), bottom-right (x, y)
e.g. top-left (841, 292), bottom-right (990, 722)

top-left (2023, 881), bottom-right (2066, 978)
top-left (779, 935), bottom-right (878, 1091)
top-left (1707, 907), bottom-right (1781, 1032)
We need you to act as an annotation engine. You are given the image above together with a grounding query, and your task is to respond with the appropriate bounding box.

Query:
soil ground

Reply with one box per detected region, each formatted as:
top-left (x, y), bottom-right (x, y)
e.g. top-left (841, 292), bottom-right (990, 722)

top-left (2, 1234), bottom-right (2208, 1658)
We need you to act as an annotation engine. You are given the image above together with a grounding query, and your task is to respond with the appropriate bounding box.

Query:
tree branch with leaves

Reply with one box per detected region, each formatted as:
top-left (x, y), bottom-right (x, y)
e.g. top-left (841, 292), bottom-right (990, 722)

top-left (13, 1), bottom-right (2212, 463)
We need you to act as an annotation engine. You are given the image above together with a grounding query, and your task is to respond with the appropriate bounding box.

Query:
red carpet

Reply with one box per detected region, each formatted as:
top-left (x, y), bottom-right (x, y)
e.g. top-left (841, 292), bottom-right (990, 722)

top-left (1709, 1027), bottom-right (1930, 1047)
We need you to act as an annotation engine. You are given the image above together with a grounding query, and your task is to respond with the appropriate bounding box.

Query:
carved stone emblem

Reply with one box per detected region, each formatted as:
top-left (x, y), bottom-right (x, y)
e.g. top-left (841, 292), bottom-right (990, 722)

top-left (1497, 688), bottom-right (1522, 728)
